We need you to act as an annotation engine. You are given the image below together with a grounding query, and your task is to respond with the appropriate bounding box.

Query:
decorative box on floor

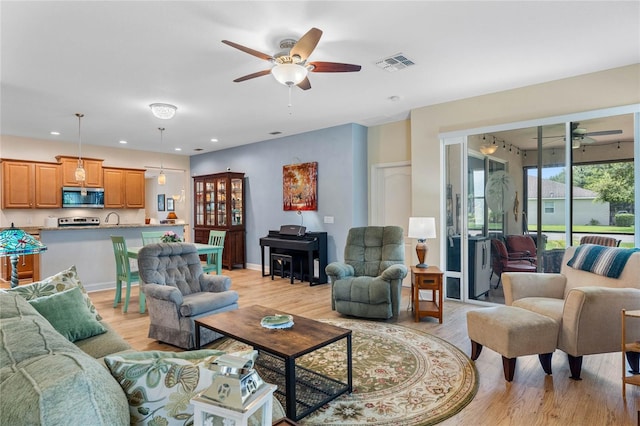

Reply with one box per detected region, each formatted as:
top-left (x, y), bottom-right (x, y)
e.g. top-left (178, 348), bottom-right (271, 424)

top-left (192, 383), bottom-right (277, 426)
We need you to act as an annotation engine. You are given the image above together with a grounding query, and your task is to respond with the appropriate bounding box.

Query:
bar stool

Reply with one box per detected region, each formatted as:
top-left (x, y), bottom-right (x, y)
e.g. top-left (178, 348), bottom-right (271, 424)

top-left (271, 253), bottom-right (295, 284)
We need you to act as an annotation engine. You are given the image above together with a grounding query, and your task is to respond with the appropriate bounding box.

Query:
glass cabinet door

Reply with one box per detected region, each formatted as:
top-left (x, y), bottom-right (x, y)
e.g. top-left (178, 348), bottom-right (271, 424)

top-left (205, 180), bottom-right (215, 226)
top-left (216, 178), bottom-right (227, 226)
top-left (195, 180), bottom-right (204, 226)
top-left (231, 177), bottom-right (243, 226)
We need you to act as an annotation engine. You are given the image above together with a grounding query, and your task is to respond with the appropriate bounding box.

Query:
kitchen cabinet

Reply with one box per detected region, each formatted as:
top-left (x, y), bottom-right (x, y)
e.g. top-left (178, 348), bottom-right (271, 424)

top-left (193, 172), bottom-right (245, 269)
top-left (56, 155), bottom-right (104, 187)
top-left (103, 167), bottom-right (146, 208)
top-left (1, 159), bottom-right (61, 209)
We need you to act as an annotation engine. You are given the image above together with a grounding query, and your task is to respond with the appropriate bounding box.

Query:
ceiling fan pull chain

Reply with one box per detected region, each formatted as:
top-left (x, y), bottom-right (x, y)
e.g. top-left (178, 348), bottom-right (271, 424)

top-left (288, 85), bottom-right (293, 109)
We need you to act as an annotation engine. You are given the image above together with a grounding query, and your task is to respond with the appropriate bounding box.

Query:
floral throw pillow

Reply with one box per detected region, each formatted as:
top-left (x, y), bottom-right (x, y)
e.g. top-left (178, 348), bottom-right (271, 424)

top-left (104, 349), bottom-right (280, 426)
top-left (7, 265), bottom-right (101, 320)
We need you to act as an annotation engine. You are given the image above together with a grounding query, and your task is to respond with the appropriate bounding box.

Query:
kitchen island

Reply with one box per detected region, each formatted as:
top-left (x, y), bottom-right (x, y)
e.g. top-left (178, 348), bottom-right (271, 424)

top-left (39, 223), bottom-right (187, 291)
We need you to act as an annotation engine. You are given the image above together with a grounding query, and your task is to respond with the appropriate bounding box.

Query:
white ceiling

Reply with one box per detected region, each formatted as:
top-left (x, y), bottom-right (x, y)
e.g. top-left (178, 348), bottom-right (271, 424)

top-left (2, 1), bottom-right (639, 156)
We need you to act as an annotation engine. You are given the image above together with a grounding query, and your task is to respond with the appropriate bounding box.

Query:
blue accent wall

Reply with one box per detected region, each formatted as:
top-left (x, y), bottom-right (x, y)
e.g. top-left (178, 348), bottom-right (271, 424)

top-left (190, 123), bottom-right (368, 268)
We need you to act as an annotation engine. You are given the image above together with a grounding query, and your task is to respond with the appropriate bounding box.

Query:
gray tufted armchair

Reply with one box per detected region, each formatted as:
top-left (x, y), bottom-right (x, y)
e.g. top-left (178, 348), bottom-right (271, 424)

top-left (137, 243), bottom-right (239, 349)
top-left (326, 226), bottom-right (408, 319)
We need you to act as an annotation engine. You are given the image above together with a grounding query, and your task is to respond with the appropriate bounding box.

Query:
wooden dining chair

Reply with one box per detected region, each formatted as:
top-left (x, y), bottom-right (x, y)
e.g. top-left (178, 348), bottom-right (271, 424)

top-left (203, 230), bottom-right (226, 274)
top-left (141, 231), bottom-right (165, 245)
top-left (110, 236), bottom-right (145, 313)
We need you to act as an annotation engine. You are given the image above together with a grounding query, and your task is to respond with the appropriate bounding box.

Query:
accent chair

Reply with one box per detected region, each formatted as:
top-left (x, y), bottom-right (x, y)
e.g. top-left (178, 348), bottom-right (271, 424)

top-left (503, 245), bottom-right (640, 379)
top-left (137, 242), bottom-right (239, 349)
top-left (326, 226), bottom-right (407, 319)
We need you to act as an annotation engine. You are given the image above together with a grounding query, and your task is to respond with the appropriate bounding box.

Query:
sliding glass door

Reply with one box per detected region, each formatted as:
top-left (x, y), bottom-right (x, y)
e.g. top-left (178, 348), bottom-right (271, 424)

top-left (441, 106), bottom-right (639, 305)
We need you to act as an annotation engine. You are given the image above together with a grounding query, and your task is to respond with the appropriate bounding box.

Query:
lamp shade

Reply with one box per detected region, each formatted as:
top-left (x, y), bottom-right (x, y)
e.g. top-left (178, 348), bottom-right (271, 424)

top-left (271, 64), bottom-right (308, 86)
top-left (0, 225), bottom-right (47, 288)
top-left (0, 226), bottom-right (47, 256)
top-left (408, 217), bottom-right (437, 241)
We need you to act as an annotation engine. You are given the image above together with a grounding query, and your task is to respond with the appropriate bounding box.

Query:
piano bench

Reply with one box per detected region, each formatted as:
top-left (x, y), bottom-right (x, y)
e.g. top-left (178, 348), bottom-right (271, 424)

top-left (271, 253), bottom-right (298, 284)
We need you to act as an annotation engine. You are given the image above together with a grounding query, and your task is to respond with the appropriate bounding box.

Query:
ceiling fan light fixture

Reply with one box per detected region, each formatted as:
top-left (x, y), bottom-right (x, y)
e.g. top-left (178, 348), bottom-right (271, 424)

top-left (271, 64), bottom-right (308, 86)
top-left (150, 103), bottom-right (177, 120)
top-left (480, 144), bottom-right (498, 155)
top-left (572, 138), bottom-right (581, 149)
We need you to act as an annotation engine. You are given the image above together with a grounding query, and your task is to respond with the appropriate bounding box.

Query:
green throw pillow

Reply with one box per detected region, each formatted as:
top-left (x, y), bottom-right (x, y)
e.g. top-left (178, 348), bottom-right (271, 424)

top-left (7, 265), bottom-right (102, 320)
top-left (28, 287), bottom-right (106, 342)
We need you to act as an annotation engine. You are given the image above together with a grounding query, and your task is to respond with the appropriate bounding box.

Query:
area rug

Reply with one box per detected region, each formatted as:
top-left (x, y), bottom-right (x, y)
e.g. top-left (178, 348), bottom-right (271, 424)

top-left (215, 319), bottom-right (478, 425)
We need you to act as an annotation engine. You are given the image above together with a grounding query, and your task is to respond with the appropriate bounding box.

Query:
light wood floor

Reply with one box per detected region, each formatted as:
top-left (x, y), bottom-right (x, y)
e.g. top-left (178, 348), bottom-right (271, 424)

top-left (90, 268), bottom-right (639, 426)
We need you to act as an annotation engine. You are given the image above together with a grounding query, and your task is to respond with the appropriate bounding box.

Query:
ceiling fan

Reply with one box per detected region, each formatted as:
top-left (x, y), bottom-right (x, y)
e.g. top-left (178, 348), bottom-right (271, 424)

top-left (542, 122), bottom-right (623, 148)
top-left (222, 27), bottom-right (361, 90)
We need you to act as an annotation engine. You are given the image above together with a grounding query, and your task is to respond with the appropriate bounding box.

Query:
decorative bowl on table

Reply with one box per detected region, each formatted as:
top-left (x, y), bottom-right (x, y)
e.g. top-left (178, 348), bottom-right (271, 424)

top-left (260, 314), bottom-right (294, 329)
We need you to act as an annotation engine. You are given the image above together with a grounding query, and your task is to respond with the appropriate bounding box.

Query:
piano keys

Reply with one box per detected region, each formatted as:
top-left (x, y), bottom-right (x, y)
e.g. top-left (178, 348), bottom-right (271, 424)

top-left (259, 227), bottom-right (328, 285)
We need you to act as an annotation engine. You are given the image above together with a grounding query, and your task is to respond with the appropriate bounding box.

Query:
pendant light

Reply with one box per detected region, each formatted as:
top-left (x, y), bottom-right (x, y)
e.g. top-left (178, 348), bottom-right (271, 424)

top-left (74, 113), bottom-right (86, 182)
top-left (158, 127), bottom-right (166, 185)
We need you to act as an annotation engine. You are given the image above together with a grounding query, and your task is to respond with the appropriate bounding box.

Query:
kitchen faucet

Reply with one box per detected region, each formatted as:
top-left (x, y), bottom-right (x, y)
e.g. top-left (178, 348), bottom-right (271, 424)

top-left (105, 211), bottom-right (120, 225)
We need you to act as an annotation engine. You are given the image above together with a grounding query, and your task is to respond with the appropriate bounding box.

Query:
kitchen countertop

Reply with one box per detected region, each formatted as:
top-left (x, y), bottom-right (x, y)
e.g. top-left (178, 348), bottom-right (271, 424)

top-left (15, 223), bottom-right (189, 233)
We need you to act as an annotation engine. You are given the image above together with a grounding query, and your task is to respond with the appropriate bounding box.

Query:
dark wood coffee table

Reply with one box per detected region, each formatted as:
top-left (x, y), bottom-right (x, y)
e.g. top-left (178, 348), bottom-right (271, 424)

top-left (194, 305), bottom-right (352, 421)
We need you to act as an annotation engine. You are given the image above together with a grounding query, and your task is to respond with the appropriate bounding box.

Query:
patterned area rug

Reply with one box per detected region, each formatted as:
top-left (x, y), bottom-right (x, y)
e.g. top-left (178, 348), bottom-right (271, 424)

top-left (215, 319), bottom-right (478, 425)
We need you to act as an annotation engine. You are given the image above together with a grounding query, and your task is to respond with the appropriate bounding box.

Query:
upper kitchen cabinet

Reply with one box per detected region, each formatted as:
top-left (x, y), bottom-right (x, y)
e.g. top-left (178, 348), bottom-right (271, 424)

top-left (56, 155), bottom-right (104, 187)
top-left (103, 167), bottom-right (146, 209)
top-left (1, 159), bottom-right (61, 209)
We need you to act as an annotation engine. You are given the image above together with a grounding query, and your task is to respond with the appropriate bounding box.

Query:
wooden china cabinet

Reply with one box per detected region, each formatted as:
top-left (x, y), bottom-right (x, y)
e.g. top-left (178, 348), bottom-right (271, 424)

top-left (193, 172), bottom-right (245, 269)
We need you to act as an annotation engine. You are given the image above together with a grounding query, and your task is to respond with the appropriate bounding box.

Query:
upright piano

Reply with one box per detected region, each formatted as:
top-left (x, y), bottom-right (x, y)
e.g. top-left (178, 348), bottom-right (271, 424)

top-left (259, 225), bottom-right (328, 285)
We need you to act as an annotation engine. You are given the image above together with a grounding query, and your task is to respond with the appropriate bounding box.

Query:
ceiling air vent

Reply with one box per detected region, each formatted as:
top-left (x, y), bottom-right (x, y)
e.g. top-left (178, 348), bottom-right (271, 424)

top-left (375, 53), bottom-right (416, 72)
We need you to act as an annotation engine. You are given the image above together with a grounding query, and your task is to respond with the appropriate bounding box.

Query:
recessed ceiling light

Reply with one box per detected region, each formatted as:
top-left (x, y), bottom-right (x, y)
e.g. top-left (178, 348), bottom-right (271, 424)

top-left (119, 140), bottom-right (128, 144)
top-left (50, 131), bottom-right (60, 135)
top-left (174, 147), bottom-right (182, 151)
top-left (210, 138), bottom-right (218, 143)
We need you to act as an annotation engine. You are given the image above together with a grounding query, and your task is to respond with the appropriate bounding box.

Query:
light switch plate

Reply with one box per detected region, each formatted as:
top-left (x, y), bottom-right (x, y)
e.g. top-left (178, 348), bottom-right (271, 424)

top-left (324, 216), bottom-right (334, 224)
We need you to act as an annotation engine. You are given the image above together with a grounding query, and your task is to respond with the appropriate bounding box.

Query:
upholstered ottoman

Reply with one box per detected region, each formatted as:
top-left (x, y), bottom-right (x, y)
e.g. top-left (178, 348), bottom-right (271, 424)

top-left (466, 306), bottom-right (559, 381)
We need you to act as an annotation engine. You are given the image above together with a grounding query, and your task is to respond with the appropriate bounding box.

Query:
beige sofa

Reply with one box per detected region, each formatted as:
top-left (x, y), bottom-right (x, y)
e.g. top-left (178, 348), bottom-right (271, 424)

top-left (503, 245), bottom-right (640, 379)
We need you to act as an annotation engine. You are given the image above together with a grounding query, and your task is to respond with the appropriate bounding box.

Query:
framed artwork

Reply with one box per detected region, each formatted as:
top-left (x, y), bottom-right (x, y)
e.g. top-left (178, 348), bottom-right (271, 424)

top-left (166, 197), bottom-right (175, 212)
top-left (283, 161), bottom-right (318, 211)
top-left (157, 194), bottom-right (165, 211)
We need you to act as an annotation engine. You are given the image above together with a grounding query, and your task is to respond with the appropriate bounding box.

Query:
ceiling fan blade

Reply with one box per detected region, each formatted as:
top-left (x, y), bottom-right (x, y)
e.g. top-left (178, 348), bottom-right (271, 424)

top-left (584, 129), bottom-right (623, 137)
top-left (222, 40), bottom-right (273, 61)
top-left (297, 77), bottom-right (311, 90)
top-left (233, 69), bottom-right (272, 82)
top-left (309, 61), bottom-right (362, 72)
top-left (290, 28), bottom-right (322, 61)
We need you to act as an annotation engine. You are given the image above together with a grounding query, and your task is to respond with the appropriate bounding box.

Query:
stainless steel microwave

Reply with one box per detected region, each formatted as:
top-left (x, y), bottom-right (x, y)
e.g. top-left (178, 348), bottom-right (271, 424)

top-left (62, 186), bottom-right (105, 208)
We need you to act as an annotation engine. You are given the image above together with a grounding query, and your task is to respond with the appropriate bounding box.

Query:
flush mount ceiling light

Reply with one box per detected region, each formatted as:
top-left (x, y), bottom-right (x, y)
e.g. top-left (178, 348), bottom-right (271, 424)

top-left (271, 63), bottom-right (309, 86)
top-left (149, 103), bottom-right (177, 120)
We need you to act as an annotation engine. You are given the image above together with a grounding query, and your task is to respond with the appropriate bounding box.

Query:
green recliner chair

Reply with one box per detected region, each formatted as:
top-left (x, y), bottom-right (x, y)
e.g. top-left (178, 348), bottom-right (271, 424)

top-left (326, 226), bottom-right (408, 319)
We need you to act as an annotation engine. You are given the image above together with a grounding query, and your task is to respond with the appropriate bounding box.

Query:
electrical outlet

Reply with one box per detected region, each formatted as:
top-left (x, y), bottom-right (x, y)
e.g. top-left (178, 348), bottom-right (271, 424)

top-left (324, 216), bottom-right (334, 224)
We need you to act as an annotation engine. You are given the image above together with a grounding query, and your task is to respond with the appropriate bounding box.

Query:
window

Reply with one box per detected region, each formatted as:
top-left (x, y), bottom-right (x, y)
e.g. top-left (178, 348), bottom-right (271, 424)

top-left (544, 202), bottom-right (555, 214)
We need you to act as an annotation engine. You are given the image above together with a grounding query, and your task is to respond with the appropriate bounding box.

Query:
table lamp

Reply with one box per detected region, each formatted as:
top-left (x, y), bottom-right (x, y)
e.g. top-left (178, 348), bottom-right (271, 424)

top-left (408, 217), bottom-right (436, 268)
top-left (0, 224), bottom-right (47, 288)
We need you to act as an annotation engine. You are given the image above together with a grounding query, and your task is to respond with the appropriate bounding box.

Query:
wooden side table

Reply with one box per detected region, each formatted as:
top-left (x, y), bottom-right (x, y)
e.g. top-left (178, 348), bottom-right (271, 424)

top-left (411, 266), bottom-right (443, 323)
top-left (191, 384), bottom-right (277, 426)
top-left (621, 309), bottom-right (640, 398)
